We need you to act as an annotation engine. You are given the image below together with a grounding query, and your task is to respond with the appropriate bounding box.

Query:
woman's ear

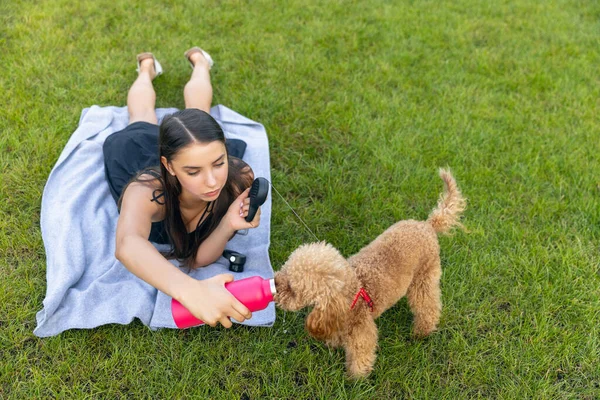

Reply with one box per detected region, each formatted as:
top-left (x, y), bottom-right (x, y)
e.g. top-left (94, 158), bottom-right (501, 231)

top-left (161, 156), bottom-right (175, 176)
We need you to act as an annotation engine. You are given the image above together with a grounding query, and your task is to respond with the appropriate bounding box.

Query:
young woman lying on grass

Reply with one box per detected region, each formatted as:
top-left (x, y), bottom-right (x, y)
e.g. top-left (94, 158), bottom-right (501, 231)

top-left (103, 48), bottom-right (260, 328)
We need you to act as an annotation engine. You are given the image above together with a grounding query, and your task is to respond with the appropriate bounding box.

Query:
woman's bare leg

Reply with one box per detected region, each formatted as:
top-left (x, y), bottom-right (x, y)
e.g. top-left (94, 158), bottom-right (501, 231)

top-left (127, 58), bottom-right (158, 125)
top-left (184, 52), bottom-right (213, 113)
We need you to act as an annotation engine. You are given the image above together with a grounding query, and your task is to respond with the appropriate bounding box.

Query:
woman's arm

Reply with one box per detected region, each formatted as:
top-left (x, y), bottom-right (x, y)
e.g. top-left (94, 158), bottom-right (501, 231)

top-left (194, 158), bottom-right (259, 267)
top-left (194, 187), bottom-right (261, 267)
top-left (115, 183), bottom-right (193, 299)
top-left (116, 182), bottom-right (251, 327)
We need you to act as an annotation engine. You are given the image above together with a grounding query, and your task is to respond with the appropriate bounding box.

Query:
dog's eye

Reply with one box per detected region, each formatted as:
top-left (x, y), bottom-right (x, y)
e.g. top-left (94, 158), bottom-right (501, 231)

top-left (286, 282), bottom-right (295, 296)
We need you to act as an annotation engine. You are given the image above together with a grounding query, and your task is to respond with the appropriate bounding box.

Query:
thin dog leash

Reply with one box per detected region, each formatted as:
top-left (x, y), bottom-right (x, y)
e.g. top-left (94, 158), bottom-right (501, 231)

top-left (265, 179), bottom-right (320, 242)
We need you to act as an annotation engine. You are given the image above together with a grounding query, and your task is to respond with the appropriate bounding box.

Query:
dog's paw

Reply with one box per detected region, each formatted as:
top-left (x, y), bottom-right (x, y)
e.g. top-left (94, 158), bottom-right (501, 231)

top-left (346, 361), bottom-right (373, 379)
top-left (412, 321), bottom-right (437, 338)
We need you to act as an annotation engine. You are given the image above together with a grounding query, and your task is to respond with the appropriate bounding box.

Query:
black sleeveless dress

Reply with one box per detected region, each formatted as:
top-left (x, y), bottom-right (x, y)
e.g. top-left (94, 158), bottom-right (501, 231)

top-left (102, 121), bottom-right (246, 244)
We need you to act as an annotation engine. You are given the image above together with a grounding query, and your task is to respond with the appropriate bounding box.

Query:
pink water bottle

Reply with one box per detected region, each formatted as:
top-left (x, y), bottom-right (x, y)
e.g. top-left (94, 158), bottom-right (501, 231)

top-left (171, 276), bottom-right (277, 328)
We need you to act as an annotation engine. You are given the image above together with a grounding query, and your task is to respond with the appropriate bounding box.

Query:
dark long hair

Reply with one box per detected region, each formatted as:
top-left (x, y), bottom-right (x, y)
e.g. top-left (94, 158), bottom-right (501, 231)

top-left (124, 109), bottom-right (253, 266)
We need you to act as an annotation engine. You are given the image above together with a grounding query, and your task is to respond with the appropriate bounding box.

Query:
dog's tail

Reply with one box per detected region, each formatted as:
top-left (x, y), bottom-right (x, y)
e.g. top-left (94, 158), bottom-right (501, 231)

top-left (427, 168), bottom-right (466, 234)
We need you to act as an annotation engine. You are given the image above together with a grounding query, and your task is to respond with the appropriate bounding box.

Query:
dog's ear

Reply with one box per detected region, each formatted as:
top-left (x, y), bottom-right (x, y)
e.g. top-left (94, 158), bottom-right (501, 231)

top-left (305, 285), bottom-right (347, 341)
top-left (306, 306), bottom-right (338, 341)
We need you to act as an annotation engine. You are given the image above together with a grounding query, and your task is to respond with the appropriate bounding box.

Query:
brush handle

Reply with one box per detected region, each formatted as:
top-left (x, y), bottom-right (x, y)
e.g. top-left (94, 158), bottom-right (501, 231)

top-left (245, 177), bottom-right (269, 222)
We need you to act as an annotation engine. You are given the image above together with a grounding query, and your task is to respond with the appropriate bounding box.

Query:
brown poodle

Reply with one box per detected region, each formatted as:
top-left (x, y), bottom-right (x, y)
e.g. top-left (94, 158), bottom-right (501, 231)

top-left (274, 168), bottom-right (466, 378)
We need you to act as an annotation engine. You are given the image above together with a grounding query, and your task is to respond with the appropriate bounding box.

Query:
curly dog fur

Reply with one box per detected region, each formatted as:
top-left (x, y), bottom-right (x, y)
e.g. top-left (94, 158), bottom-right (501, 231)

top-left (274, 168), bottom-right (466, 378)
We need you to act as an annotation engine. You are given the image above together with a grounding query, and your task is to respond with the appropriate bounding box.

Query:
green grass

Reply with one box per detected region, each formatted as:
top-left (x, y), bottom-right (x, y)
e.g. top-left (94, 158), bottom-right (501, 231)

top-left (2, 0), bottom-right (600, 398)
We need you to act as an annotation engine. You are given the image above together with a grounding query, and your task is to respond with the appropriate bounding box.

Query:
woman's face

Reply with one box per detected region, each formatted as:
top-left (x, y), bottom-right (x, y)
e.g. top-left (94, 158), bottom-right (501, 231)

top-left (162, 141), bottom-right (229, 202)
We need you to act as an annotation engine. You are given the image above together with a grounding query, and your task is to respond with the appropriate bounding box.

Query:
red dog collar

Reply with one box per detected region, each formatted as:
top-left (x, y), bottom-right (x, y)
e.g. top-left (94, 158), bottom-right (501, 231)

top-left (350, 288), bottom-right (374, 312)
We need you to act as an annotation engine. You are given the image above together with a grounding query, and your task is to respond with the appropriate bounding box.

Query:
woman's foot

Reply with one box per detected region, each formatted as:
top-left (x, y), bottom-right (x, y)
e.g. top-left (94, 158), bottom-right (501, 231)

top-left (184, 47), bottom-right (214, 70)
top-left (136, 53), bottom-right (162, 80)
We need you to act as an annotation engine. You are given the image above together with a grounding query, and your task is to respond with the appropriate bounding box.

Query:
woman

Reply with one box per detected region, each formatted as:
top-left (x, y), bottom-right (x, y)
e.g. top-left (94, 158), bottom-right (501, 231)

top-left (103, 48), bottom-right (259, 328)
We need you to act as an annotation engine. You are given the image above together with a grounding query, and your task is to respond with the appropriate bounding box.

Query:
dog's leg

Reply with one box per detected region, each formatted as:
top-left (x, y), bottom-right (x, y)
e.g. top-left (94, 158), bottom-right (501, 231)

top-left (406, 259), bottom-right (442, 338)
top-left (344, 316), bottom-right (378, 378)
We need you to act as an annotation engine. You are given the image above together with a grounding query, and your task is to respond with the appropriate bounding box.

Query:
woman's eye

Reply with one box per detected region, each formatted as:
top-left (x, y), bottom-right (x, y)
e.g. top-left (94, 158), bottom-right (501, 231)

top-left (215, 162), bottom-right (226, 167)
top-left (188, 171), bottom-right (199, 176)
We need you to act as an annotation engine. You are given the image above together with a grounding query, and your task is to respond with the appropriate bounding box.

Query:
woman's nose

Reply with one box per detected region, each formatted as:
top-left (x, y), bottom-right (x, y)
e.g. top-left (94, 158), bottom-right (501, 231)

top-left (205, 171), bottom-right (217, 187)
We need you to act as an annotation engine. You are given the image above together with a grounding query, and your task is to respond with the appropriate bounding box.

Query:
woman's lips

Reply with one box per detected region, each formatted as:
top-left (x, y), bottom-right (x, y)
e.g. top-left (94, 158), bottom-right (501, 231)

top-left (204, 189), bottom-right (220, 197)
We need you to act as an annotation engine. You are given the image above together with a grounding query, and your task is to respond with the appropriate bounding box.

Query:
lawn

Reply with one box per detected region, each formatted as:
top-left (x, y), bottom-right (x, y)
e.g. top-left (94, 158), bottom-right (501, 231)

top-left (1, 0), bottom-right (599, 398)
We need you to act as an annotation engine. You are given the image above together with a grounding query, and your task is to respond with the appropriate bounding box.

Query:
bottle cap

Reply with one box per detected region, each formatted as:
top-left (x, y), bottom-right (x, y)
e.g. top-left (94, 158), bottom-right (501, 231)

top-left (269, 278), bottom-right (276, 295)
top-left (223, 250), bottom-right (246, 273)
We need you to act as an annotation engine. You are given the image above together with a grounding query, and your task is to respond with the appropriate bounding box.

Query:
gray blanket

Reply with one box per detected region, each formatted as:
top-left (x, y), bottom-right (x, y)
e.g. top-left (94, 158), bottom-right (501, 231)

top-left (34, 105), bottom-right (275, 337)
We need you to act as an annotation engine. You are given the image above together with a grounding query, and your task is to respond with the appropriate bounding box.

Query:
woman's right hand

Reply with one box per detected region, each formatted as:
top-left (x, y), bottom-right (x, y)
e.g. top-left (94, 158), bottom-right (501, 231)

top-left (180, 274), bottom-right (252, 328)
top-left (223, 188), bottom-right (262, 232)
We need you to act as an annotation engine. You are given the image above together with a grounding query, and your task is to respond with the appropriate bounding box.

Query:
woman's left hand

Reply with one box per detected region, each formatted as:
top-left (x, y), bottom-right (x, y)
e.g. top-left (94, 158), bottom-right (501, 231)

top-left (225, 187), bottom-right (261, 232)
